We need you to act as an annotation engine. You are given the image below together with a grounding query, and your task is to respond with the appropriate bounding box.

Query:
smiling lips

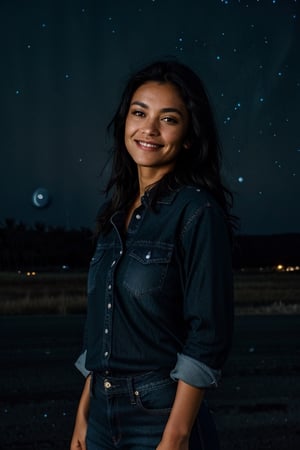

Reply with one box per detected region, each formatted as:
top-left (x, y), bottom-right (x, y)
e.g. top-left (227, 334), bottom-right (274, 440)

top-left (135, 140), bottom-right (163, 151)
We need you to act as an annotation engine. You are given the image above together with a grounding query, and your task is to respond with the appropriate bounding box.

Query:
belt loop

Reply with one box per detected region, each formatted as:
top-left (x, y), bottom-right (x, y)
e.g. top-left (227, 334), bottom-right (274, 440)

top-left (127, 376), bottom-right (136, 405)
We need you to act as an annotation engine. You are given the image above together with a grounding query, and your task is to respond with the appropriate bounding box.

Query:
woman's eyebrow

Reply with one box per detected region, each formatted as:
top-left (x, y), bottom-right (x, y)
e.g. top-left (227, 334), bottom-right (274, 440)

top-left (131, 101), bottom-right (184, 116)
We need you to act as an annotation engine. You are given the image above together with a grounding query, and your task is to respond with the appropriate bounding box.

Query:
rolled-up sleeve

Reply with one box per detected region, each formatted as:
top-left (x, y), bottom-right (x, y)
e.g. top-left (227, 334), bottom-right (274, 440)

top-left (172, 201), bottom-right (234, 388)
top-left (75, 349), bottom-right (90, 378)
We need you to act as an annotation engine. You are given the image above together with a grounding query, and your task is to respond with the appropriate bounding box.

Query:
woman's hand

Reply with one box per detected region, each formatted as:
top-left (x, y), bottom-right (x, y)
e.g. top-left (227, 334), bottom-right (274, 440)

top-left (70, 375), bottom-right (91, 450)
top-left (70, 412), bottom-right (88, 450)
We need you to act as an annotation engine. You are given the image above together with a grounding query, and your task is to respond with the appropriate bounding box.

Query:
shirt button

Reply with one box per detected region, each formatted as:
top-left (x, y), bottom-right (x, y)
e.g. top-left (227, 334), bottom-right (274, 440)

top-left (111, 260), bottom-right (116, 267)
top-left (104, 351), bottom-right (108, 357)
top-left (107, 303), bottom-right (112, 309)
top-left (145, 251), bottom-right (151, 259)
top-left (108, 284), bottom-right (112, 290)
top-left (135, 214), bottom-right (141, 219)
top-left (104, 328), bottom-right (109, 334)
top-left (119, 250), bottom-right (123, 255)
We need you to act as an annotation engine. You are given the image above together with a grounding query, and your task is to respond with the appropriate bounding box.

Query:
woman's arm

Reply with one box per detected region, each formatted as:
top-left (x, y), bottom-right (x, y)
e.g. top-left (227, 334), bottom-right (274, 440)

top-left (70, 374), bottom-right (91, 450)
top-left (157, 380), bottom-right (205, 450)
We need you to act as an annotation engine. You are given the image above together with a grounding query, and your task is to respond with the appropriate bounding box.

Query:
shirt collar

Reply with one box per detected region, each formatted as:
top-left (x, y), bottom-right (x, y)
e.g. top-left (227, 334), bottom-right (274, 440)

top-left (143, 186), bottom-right (179, 206)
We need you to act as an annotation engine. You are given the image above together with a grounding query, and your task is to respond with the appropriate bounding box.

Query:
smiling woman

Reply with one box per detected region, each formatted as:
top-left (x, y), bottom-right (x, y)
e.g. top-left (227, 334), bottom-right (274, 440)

top-left (70, 60), bottom-right (235, 450)
top-left (125, 81), bottom-right (190, 177)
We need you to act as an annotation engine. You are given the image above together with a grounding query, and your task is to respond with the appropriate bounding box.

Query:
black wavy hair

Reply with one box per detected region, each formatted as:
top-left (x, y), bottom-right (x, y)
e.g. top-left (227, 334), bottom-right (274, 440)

top-left (97, 59), bottom-right (235, 234)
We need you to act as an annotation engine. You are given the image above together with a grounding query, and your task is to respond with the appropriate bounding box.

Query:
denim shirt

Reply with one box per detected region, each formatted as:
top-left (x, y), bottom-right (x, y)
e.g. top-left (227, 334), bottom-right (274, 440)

top-left (75, 186), bottom-right (234, 388)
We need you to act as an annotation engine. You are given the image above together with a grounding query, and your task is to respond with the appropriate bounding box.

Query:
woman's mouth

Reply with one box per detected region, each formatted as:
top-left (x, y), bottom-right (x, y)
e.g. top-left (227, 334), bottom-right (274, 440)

top-left (135, 140), bottom-right (163, 150)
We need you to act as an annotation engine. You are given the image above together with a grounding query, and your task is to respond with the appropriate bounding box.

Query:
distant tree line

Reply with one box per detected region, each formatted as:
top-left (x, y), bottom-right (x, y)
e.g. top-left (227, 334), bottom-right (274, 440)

top-left (233, 233), bottom-right (300, 268)
top-left (0, 218), bottom-right (299, 270)
top-left (0, 219), bottom-right (94, 271)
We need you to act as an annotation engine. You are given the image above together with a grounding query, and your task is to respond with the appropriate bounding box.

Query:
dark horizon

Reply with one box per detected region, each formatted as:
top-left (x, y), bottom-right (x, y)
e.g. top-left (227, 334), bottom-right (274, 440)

top-left (1, 221), bottom-right (299, 271)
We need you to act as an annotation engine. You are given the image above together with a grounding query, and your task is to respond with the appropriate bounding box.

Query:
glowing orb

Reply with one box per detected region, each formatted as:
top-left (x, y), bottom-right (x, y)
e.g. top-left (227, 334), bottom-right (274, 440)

top-left (32, 188), bottom-right (50, 208)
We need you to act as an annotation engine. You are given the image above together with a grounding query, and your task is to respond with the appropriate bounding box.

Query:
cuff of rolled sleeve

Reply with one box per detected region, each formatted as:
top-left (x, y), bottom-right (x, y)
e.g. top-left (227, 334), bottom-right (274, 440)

top-left (74, 350), bottom-right (91, 378)
top-left (170, 353), bottom-right (221, 388)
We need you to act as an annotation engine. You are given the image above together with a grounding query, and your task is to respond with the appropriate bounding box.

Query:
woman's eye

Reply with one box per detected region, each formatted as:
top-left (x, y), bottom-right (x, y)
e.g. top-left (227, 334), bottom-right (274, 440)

top-left (132, 110), bottom-right (145, 117)
top-left (162, 116), bottom-right (178, 124)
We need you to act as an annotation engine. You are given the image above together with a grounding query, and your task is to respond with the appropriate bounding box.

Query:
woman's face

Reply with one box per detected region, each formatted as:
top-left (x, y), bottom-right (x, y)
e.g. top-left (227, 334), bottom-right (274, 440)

top-left (125, 81), bottom-right (189, 175)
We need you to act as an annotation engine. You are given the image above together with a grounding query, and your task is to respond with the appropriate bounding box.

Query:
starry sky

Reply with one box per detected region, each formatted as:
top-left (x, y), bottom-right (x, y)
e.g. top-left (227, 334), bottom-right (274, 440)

top-left (0, 0), bottom-right (299, 235)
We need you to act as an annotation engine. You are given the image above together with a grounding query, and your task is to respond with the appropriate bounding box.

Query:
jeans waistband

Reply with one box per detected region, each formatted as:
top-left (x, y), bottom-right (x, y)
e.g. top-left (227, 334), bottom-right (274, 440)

top-left (92, 369), bottom-right (173, 397)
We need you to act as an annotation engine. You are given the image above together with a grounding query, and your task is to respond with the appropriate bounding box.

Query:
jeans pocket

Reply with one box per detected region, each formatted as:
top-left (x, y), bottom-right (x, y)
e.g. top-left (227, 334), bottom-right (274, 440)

top-left (135, 378), bottom-right (177, 415)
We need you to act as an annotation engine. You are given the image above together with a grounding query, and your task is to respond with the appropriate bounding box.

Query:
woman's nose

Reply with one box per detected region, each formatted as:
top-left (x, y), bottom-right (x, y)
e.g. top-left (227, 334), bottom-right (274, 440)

top-left (141, 117), bottom-right (159, 136)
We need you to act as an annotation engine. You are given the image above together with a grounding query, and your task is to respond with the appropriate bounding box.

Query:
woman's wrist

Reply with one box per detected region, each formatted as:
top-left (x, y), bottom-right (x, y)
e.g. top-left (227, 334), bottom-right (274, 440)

top-left (163, 414), bottom-right (192, 439)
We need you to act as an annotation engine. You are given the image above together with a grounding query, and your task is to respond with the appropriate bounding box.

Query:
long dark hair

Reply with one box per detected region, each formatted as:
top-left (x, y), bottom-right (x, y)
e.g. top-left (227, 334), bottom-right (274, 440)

top-left (98, 60), bottom-right (235, 234)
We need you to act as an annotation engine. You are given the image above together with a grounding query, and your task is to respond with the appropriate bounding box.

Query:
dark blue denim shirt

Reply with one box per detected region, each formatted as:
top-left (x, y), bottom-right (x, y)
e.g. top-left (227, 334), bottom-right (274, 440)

top-left (75, 186), bottom-right (234, 388)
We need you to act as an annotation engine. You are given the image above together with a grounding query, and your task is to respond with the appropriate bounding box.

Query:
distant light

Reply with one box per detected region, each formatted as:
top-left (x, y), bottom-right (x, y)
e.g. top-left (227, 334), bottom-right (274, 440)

top-left (32, 188), bottom-right (50, 208)
top-left (276, 264), bottom-right (284, 271)
top-left (238, 176), bottom-right (244, 183)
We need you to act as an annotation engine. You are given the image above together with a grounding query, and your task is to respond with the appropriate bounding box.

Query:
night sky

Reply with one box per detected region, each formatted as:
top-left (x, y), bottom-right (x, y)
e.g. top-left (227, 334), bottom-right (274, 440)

top-left (1, 0), bottom-right (299, 235)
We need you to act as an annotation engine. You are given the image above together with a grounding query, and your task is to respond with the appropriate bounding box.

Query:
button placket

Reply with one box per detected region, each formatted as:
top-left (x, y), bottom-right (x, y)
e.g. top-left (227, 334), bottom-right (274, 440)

top-left (102, 211), bottom-right (123, 368)
top-left (127, 205), bottom-right (145, 233)
top-left (102, 247), bottom-right (123, 365)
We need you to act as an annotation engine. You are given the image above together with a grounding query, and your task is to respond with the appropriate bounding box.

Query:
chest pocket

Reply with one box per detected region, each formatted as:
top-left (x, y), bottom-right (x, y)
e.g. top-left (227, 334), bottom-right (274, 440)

top-left (123, 244), bottom-right (173, 297)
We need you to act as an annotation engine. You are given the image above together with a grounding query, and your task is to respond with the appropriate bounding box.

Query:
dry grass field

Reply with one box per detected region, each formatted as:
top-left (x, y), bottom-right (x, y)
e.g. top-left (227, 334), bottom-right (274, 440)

top-left (234, 270), bottom-right (300, 314)
top-left (0, 271), bottom-right (87, 315)
top-left (0, 270), bottom-right (300, 315)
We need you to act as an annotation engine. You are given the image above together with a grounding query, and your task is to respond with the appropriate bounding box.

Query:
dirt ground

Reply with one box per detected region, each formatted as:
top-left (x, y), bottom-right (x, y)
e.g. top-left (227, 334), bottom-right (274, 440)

top-left (1, 314), bottom-right (299, 450)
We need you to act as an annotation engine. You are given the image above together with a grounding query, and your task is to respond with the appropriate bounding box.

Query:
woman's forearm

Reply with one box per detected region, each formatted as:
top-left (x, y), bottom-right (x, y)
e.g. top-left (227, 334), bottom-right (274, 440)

top-left (70, 375), bottom-right (91, 450)
top-left (158, 380), bottom-right (205, 449)
top-left (77, 374), bottom-right (91, 418)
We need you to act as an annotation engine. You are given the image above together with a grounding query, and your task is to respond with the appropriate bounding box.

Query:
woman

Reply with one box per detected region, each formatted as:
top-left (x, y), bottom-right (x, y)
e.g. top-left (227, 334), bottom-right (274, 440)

top-left (70, 60), bottom-right (234, 450)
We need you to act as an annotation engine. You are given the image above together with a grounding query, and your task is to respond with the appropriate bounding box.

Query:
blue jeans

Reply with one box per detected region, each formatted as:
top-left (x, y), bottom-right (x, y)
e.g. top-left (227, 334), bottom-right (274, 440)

top-left (87, 371), bottom-right (220, 450)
